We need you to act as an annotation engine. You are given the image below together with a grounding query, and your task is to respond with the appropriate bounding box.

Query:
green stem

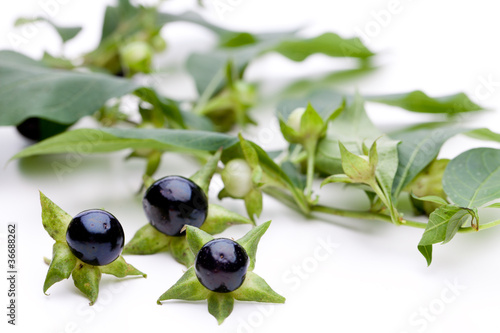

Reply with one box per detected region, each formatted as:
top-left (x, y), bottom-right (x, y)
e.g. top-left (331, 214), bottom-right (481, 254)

top-left (305, 149), bottom-right (315, 199)
top-left (368, 180), bottom-right (400, 225)
top-left (458, 218), bottom-right (500, 233)
top-left (311, 204), bottom-right (427, 229)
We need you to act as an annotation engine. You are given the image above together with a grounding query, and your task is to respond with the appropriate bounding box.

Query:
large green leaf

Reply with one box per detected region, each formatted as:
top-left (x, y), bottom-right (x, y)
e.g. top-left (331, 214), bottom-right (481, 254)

top-left (272, 32), bottom-right (373, 61)
top-left (390, 127), bottom-right (466, 198)
top-left (443, 148), bottom-right (500, 208)
top-left (187, 31), bottom-right (373, 98)
top-left (0, 51), bottom-right (138, 126)
top-left (12, 128), bottom-right (239, 159)
top-left (367, 90), bottom-right (482, 114)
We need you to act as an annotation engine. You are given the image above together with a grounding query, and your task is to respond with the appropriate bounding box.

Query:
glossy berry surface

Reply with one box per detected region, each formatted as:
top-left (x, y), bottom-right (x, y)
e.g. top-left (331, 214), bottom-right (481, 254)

top-left (195, 238), bottom-right (249, 293)
top-left (66, 210), bottom-right (124, 266)
top-left (143, 176), bottom-right (208, 236)
top-left (16, 117), bottom-right (71, 141)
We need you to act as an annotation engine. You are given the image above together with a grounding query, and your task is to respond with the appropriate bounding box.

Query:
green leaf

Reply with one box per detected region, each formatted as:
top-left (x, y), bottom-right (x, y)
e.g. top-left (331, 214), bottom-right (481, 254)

top-left (465, 128), bottom-right (500, 143)
top-left (390, 127), bottom-right (466, 198)
top-left (237, 221), bottom-right (271, 271)
top-left (244, 188), bottom-right (263, 221)
top-left (485, 203), bottom-right (500, 209)
top-left (232, 271), bottom-right (285, 303)
top-left (411, 195), bottom-right (448, 206)
top-left (418, 245), bottom-right (432, 266)
top-left (100, 256), bottom-right (146, 278)
top-left (157, 267), bottom-right (209, 303)
top-left (443, 148), bottom-right (500, 208)
top-left (15, 17), bottom-right (82, 43)
top-left (444, 209), bottom-right (471, 244)
top-left (207, 292), bottom-right (234, 325)
top-left (368, 90), bottom-right (483, 114)
top-left (0, 51), bottom-right (138, 126)
top-left (122, 224), bottom-right (170, 255)
top-left (186, 226), bottom-right (214, 256)
top-left (135, 87), bottom-right (215, 131)
top-left (272, 32), bottom-right (373, 61)
top-left (190, 149), bottom-right (222, 194)
top-left (12, 128), bottom-right (239, 160)
top-left (72, 262), bottom-right (102, 305)
top-left (169, 237), bottom-right (195, 267)
top-left (200, 204), bottom-right (254, 235)
top-left (417, 205), bottom-right (469, 265)
top-left (43, 242), bottom-right (77, 293)
top-left (40, 192), bottom-right (72, 242)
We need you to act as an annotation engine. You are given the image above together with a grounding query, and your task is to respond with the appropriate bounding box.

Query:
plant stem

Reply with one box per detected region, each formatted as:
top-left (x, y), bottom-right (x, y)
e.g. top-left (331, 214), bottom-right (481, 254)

top-left (368, 180), bottom-right (400, 225)
top-left (305, 149), bottom-right (315, 199)
top-left (311, 204), bottom-right (427, 229)
top-left (459, 218), bottom-right (500, 233)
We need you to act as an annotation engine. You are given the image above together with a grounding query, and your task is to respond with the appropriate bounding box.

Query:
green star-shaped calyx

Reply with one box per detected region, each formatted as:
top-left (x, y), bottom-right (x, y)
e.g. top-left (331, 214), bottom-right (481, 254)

top-left (157, 221), bottom-right (285, 325)
top-left (40, 192), bottom-right (146, 305)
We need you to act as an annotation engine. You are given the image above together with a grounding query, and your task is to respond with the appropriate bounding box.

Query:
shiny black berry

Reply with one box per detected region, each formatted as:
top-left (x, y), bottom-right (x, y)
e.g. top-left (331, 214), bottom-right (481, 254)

top-left (66, 210), bottom-right (125, 266)
top-left (195, 238), bottom-right (249, 293)
top-left (16, 117), bottom-right (71, 141)
top-left (143, 176), bottom-right (208, 236)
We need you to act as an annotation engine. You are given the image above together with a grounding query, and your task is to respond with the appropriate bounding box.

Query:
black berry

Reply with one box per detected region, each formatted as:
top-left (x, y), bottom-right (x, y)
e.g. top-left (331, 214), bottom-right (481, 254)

top-left (16, 117), bottom-right (71, 141)
top-left (195, 238), bottom-right (249, 293)
top-left (66, 209), bottom-right (125, 266)
top-left (143, 176), bottom-right (208, 236)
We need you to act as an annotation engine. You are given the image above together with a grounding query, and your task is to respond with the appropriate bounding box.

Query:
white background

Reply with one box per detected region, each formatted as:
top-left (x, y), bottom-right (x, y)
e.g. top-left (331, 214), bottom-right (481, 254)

top-left (1, 1), bottom-right (500, 332)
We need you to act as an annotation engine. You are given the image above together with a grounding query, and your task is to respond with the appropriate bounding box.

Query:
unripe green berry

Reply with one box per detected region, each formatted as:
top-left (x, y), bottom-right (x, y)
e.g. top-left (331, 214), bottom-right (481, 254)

top-left (120, 41), bottom-right (153, 73)
top-left (287, 107), bottom-right (306, 133)
top-left (221, 159), bottom-right (253, 198)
